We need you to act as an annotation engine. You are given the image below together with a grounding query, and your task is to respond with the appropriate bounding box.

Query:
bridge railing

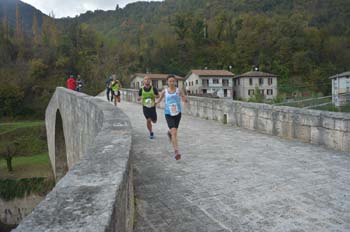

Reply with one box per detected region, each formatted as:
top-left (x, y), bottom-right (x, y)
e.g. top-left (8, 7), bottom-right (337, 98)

top-left (121, 88), bottom-right (350, 152)
top-left (15, 87), bottom-right (134, 232)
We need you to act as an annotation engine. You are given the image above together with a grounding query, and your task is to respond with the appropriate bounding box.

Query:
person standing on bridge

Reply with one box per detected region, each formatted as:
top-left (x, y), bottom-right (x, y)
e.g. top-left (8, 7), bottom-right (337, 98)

top-left (66, 75), bottom-right (76, 90)
top-left (156, 74), bottom-right (188, 160)
top-left (105, 75), bottom-right (113, 102)
top-left (137, 75), bottom-right (159, 139)
top-left (111, 79), bottom-right (121, 106)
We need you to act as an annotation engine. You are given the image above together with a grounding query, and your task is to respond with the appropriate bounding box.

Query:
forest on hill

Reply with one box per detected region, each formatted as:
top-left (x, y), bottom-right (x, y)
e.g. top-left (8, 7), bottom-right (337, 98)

top-left (0, 0), bottom-right (349, 119)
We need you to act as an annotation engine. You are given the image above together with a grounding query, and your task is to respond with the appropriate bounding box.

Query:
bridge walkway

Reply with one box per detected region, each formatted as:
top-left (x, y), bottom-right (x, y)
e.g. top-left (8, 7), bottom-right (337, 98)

top-left (115, 100), bottom-right (349, 232)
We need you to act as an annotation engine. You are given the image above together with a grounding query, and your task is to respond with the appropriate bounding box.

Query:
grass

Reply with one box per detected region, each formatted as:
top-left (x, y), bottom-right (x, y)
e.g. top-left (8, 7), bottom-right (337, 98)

top-left (314, 103), bottom-right (350, 112)
top-left (0, 121), bottom-right (44, 135)
top-left (0, 153), bottom-right (53, 179)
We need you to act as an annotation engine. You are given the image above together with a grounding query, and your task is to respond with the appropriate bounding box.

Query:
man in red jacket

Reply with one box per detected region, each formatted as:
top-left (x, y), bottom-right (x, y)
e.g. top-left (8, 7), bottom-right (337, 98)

top-left (66, 75), bottom-right (76, 90)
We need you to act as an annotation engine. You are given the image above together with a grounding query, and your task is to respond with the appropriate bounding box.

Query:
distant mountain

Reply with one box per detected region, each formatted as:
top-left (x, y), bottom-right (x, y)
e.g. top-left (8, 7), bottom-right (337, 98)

top-left (0, 0), bottom-right (46, 34)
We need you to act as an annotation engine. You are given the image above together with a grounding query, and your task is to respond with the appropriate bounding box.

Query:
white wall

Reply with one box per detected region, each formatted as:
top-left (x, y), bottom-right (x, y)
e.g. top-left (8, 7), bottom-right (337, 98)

top-left (185, 74), bottom-right (233, 98)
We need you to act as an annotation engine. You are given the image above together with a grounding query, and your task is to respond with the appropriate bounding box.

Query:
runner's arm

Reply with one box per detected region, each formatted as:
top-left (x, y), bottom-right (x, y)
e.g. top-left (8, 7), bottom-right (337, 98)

top-left (155, 90), bottom-right (165, 104)
top-left (137, 89), bottom-right (142, 102)
top-left (154, 88), bottom-right (160, 99)
top-left (180, 88), bottom-right (188, 103)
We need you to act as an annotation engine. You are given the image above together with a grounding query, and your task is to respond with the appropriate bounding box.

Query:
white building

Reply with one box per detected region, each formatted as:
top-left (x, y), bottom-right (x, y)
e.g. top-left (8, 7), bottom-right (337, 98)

top-left (130, 73), bottom-right (184, 90)
top-left (329, 71), bottom-right (350, 106)
top-left (233, 71), bottom-right (278, 100)
top-left (184, 70), bottom-right (235, 98)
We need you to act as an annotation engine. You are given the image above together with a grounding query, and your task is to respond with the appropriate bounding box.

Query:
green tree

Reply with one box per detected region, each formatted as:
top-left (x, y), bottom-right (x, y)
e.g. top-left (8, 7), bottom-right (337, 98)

top-left (249, 86), bottom-right (264, 103)
top-left (0, 84), bottom-right (24, 118)
top-left (0, 141), bottom-right (19, 172)
top-left (15, 3), bottom-right (25, 59)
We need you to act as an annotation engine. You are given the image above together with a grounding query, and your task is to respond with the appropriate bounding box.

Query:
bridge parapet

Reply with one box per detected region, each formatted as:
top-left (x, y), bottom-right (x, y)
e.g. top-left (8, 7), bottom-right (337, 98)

top-left (121, 88), bottom-right (350, 152)
top-left (15, 87), bottom-right (134, 232)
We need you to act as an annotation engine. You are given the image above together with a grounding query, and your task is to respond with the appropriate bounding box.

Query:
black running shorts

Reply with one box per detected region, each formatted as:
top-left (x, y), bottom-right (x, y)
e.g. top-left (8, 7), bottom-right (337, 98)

top-left (143, 106), bottom-right (157, 122)
top-left (165, 113), bottom-right (181, 129)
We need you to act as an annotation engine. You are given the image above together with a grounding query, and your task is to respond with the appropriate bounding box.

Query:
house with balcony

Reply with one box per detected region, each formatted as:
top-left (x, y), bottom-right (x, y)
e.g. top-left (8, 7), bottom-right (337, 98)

top-left (184, 70), bottom-right (235, 98)
top-left (233, 71), bottom-right (278, 100)
top-left (130, 73), bottom-right (184, 90)
top-left (329, 71), bottom-right (350, 106)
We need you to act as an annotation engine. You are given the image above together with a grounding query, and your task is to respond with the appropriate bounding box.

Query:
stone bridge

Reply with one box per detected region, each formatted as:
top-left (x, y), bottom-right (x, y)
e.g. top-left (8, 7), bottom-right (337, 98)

top-left (15, 88), bottom-right (350, 231)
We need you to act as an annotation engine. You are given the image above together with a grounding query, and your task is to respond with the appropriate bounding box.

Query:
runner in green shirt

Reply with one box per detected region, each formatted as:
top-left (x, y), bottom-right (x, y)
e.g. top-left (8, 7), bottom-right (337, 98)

top-left (111, 79), bottom-right (121, 106)
top-left (137, 76), bottom-right (159, 139)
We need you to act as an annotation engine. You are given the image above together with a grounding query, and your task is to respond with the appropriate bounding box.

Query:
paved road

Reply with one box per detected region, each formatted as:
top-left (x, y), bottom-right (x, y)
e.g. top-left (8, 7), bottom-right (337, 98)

top-left (115, 100), bottom-right (349, 232)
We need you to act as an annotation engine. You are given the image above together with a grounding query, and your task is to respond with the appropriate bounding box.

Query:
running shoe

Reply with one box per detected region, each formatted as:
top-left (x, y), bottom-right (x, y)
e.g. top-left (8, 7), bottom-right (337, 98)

top-left (150, 132), bottom-right (154, 139)
top-left (175, 150), bottom-right (181, 160)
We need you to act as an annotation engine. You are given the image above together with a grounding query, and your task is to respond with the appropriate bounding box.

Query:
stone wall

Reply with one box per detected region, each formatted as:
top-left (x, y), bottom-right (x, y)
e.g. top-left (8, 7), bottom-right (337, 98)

top-left (121, 88), bottom-right (350, 152)
top-left (14, 87), bottom-right (134, 232)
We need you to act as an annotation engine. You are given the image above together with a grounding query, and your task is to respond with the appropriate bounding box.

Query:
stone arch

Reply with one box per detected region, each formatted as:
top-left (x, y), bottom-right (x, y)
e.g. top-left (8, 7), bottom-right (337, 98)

top-left (54, 109), bottom-right (68, 181)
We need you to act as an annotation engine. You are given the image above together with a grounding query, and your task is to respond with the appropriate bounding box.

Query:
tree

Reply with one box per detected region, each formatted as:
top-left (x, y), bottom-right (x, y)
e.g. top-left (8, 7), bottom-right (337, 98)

top-left (170, 13), bottom-right (191, 41)
top-left (0, 16), bottom-right (12, 63)
top-left (249, 86), bottom-right (264, 103)
top-left (15, 3), bottom-right (25, 59)
top-left (32, 14), bottom-right (41, 46)
top-left (0, 141), bottom-right (19, 172)
top-left (0, 84), bottom-right (24, 117)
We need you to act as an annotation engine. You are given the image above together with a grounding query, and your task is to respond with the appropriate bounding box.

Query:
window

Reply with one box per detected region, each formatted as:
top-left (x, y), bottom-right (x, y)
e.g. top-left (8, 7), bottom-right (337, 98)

top-left (249, 78), bottom-right (253, 86)
top-left (248, 89), bottom-right (255, 96)
top-left (203, 89), bottom-right (207, 94)
top-left (238, 79), bottom-right (240, 85)
top-left (233, 79), bottom-right (236, 86)
top-left (268, 78), bottom-right (273, 85)
top-left (267, 89), bottom-right (274, 95)
top-left (259, 78), bottom-right (263, 85)
top-left (260, 89), bottom-right (264, 95)
top-left (222, 79), bottom-right (229, 87)
top-left (224, 89), bottom-right (228, 97)
top-left (196, 80), bottom-right (198, 85)
top-left (213, 79), bottom-right (219, 84)
top-left (162, 80), bottom-right (167, 86)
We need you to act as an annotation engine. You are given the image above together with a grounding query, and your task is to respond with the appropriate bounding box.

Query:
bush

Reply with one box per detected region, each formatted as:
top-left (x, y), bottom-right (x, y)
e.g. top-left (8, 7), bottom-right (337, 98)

top-left (0, 84), bottom-right (24, 118)
top-left (0, 178), bottom-right (54, 201)
top-left (29, 59), bottom-right (48, 79)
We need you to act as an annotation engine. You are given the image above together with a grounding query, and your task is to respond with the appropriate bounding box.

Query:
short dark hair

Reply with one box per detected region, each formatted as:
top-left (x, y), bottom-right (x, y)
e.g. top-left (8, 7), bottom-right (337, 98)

top-left (167, 74), bottom-right (176, 80)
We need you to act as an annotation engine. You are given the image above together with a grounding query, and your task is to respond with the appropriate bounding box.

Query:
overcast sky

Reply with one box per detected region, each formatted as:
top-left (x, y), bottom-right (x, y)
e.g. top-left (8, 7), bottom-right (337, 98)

top-left (21, 0), bottom-right (163, 18)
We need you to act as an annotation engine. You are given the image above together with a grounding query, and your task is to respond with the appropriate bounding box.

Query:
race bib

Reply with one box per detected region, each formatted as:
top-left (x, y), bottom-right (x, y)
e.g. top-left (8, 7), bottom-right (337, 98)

top-left (169, 103), bottom-right (179, 116)
top-left (145, 98), bottom-right (153, 108)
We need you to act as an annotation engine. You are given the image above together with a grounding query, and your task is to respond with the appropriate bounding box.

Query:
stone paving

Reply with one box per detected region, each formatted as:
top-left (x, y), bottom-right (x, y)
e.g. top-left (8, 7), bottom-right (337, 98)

top-left (116, 100), bottom-right (350, 232)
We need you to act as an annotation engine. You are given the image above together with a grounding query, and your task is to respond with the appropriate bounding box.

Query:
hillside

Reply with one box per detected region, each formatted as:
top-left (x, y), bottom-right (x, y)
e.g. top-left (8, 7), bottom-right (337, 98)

top-left (0, 0), bottom-right (349, 120)
top-left (0, 0), bottom-right (45, 34)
